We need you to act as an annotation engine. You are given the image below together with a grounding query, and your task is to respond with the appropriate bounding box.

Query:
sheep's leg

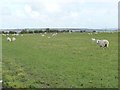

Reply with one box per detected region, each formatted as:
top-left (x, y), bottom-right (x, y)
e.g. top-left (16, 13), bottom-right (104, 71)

top-left (104, 44), bottom-right (107, 47)
top-left (100, 45), bottom-right (103, 47)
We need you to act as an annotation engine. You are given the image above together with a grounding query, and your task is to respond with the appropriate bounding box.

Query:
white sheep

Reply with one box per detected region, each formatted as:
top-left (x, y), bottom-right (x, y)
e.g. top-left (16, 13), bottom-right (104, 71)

top-left (96, 39), bottom-right (109, 48)
top-left (21, 34), bottom-right (23, 36)
top-left (16, 33), bottom-right (19, 36)
top-left (6, 34), bottom-right (9, 36)
top-left (12, 37), bottom-right (16, 41)
top-left (52, 33), bottom-right (57, 37)
top-left (88, 33), bottom-right (92, 35)
top-left (12, 34), bottom-right (15, 36)
top-left (48, 37), bottom-right (50, 38)
top-left (91, 38), bottom-right (96, 41)
top-left (41, 34), bottom-right (45, 37)
top-left (7, 37), bottom-right (11, 42)
top-left (44, 32), bottom-right (47, 34)
top-left (0, 80), bottom-right (2, 83)
top-left (95, 32), bottom-right (98, 34)
top-left (2, 34), bottom-right (6, 36)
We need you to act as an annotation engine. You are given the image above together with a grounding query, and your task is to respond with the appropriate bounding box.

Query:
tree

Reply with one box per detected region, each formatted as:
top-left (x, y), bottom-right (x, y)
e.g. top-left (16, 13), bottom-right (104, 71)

top-left (46, 28), bottom-right (50, 32)
top-left (20, 29), bottom-right (28, 34)
top-left (34, 30), bottom-right (39, 33)
top-left (28, 31), bottom-right (34, 34)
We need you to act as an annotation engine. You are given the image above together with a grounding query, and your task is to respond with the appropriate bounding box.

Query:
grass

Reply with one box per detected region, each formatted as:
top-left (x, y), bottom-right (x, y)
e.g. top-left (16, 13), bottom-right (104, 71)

top-left (2, 32), bottom-right (118, 88)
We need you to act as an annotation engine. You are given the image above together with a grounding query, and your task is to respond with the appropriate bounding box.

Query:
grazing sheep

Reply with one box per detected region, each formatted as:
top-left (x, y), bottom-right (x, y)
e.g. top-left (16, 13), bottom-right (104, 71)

top-left (69, 30), bottom-right (72, 34)
top-left (2, 34), bottom-right (6, 36)
top-left (41, 34), bottom-right (45, 37)
top-left (52, 33), bottom-right (57, 37)
top-left (16, 33), bottom-right (19, 36)
top-left (0, 80), bottom-right (2, 83)
top-left (96, 39), bottom-right (109, 47)
top-left (7, 37), bottom-right (11, 42)
top-left (88, 33), bottom-right (92, 35)
top-left (6, 34), bottom-right (9, 36)
top-left (12, 37), bottom-right (16, 41)
top-left (91, 38), bottom-right (96, 42)
top-left (12, 34), bottom-right (17, 36)
top-left (95, 32), bottom-right (98, 34)
top-left (44, 32), bottom-right (47, 34)
top-left (21, 34), bottom-right (23, 36)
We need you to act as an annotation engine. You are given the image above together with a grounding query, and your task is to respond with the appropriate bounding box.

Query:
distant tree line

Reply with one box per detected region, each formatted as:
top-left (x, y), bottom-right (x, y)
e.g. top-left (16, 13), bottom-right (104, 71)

top-left (1, 28), bottom-right (97, 34)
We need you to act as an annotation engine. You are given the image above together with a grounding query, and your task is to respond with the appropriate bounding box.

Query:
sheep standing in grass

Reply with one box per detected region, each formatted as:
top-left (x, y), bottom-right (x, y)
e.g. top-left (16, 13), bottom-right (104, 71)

top-left (16, 33), bottom-right (19, 36)
top-left (7, 37), bottom-right (11, 42)
top-left (96, 39), bottom-right (109, 48)
top-left (12, 37), bottom-right (16, 42)
top-left (52, 33), bottom-right (57, 37)
top-left (21, 34), bottom-right (23, 36)
top-left (91, 38), bottom-right (96, 42)
top-left (41, 34), bottom-right (45, 37)
top-left (0, 80), bottom-right (2, 83)
top-left (48, 36), bottom-right (50, 38)
top-left (6, 34), bottom-right (9, 36)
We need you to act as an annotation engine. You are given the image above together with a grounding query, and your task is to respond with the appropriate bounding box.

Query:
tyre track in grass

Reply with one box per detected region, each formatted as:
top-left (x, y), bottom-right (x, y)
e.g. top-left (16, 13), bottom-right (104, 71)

top-left (3, 57), bottom-right (32, 88)
top-left (2, 57), bottom-right (50, 88)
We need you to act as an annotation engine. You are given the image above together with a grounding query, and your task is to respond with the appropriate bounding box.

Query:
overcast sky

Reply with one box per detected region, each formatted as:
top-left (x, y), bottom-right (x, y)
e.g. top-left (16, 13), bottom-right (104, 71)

top-left (0, 0), bottom-right (119, 29)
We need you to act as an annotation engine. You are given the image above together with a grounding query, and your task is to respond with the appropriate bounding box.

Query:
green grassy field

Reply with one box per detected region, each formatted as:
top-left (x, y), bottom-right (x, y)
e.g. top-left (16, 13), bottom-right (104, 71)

top-left (2, 32), bottom-right (118, 88)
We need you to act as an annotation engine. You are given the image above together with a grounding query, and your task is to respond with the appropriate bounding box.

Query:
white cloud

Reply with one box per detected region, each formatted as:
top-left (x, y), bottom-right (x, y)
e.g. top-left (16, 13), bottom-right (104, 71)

top-left (43, 2), bottom-right (60, 13)
top-left (24, 5), bottom-right (32, 13)
top-left (31, 11), bottom-right (40, 18)
top-left (15, 10), bottom-right (26, 17)
top-left (14, 4), bottom-right (41, 18)
top-left (88, 0), bottom-right (119, 3)
top-left (0, 0), bottom-right (118, 29)
top-left (70, 12), bottom-right (79, 17)
top-left (24, 5), bottom-right (41, 18)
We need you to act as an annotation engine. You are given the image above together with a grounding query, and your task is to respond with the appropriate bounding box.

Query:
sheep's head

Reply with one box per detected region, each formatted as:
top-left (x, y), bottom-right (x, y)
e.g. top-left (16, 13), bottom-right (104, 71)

top-left (96, 40), bottom-right (100, 44)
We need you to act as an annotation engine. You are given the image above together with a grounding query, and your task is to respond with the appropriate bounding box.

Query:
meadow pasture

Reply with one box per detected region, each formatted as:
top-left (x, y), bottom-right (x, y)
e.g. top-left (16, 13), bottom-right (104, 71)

top-left (2, 32), bottom-right (118, 88)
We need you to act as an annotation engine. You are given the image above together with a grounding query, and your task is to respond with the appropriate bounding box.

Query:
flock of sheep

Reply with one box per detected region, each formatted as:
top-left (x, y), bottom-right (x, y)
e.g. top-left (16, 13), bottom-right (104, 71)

top-left (2, 33), bottom-right (23, 42)
top-left (41, 32), bottom-right (58, 38)
top-left (2, 32), bottom-right (109, 48)
top-left (7, 37), bottom-right (16, 42)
